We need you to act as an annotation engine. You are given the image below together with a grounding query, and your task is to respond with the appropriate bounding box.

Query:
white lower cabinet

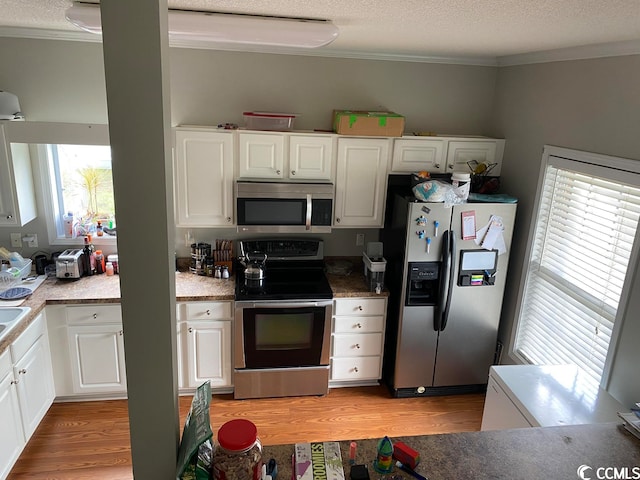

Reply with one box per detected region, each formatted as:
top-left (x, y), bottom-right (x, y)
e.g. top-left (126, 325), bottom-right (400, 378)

top-left (330, 297), bottom-right (387, 386)
top-left (179, 301), bottom-right (233, 391)
top-left (65, 305), bottom-right (127, 396)
top-left (0, 349), bottom-right (24, 480)
top-left (1, 312), bottom-right (54, 480)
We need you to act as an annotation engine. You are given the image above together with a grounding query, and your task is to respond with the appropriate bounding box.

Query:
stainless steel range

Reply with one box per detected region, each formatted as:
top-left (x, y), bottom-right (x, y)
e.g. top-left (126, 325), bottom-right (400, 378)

top-left (234, 239), bottom-right (334, 399)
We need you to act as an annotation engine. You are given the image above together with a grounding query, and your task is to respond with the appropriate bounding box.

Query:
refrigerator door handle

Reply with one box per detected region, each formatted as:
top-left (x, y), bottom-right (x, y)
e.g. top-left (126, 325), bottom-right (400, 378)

top-left (440, 230), bottom-right (456, 331)
top-left (434, 229), bottom-right (451, 331)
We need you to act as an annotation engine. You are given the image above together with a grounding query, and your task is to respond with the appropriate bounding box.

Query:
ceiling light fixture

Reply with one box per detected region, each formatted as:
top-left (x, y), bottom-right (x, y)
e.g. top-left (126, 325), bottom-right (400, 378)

top-left (64, 2), bottom-right (339, 49)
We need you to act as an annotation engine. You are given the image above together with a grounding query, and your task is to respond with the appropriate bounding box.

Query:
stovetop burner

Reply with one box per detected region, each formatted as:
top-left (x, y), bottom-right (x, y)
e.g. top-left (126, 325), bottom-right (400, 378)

top-left (235, 239), bottom-right (333, 301)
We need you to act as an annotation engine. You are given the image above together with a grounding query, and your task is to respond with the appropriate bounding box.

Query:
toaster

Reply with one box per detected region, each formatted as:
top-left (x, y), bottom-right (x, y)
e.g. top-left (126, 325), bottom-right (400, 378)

top-left (56, 249), bottom-right (84, 279)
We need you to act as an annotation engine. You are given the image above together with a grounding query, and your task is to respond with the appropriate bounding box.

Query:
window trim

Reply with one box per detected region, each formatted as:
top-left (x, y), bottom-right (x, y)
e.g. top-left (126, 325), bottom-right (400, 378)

top-left (509, 145), bottom-right (640, 390)
top-left (3, 122), bottom-right (116, 247)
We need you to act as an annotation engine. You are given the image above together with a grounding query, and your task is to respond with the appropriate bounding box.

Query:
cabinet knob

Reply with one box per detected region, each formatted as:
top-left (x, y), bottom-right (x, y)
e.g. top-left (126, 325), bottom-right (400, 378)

top-left (336, 217), bottom-right (340, 223)
top-left (353, 366), bottom-right (359, 373)
top-left (6, 214), bottom-right (13, 220)
top-left (226, 217), bottom-right (231, 222)
top-left (448, 164), bottom-right (454, 170)
top-left (205, 309), bottom-right (211, 316)
top-left (11, 379), bottom-right (18, 385)
top-left (18, 368), bottom-right (27, 375)
top-left (354, 344), bottom-right (360, 349)
top-left (358, 305), bottom-right (363, 311)
top-left (291, 170), bottom-right (296, 176)
top-left (434, 163), bottom-right (440, 169)
top-left (355, 323), bottom-right (362, 329)
top-left (276, 169), bottom-right (281, 175)
top-left (188, 327), bottom-right (194, 333)
top-left (119, 330), bottom-right (123, 336)
top-left (93, 313), bottom-right (98, 319)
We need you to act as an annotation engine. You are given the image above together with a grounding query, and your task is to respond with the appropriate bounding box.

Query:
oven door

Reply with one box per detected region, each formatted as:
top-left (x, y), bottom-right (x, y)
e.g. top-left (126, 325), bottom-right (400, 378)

top-left (234, 300), bottom-right (332, 369)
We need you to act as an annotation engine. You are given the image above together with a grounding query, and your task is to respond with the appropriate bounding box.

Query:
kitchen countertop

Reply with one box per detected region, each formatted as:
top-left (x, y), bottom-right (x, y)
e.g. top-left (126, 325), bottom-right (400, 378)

top-left (0, 261), bottom-right (387, 353)
top-left (262, 423), bottom-right (640, 480)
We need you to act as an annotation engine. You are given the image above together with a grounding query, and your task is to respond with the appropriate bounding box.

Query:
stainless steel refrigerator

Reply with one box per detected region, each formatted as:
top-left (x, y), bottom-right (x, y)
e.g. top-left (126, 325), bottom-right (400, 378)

top-left (382, 189), bottom-right (517, 397)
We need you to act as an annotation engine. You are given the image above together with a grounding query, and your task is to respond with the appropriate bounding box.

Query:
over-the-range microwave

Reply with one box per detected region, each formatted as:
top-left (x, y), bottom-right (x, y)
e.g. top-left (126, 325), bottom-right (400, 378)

top-left (235, 181), bottom-right (333, 233)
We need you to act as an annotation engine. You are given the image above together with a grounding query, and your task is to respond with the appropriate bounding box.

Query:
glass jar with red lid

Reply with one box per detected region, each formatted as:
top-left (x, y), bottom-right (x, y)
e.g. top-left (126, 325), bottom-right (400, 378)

top-left (213, 419), bottom-right (263, 480)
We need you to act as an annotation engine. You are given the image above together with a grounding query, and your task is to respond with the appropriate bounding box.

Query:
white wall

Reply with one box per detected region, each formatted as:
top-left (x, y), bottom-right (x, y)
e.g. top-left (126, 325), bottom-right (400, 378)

top-left (493, 54), bottom-right (640, 407)
top-left (0, 37), bottom-right (498, 257)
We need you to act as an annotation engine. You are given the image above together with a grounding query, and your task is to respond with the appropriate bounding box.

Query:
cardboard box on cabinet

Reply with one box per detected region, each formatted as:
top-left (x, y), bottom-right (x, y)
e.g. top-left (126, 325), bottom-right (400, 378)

top-left (333, 110), bottom-right (405, 137)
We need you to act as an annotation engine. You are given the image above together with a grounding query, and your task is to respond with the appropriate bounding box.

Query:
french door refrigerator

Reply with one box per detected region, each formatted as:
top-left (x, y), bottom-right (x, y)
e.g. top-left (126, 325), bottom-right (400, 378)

top-left (382, 190), bottom-right (517, 397)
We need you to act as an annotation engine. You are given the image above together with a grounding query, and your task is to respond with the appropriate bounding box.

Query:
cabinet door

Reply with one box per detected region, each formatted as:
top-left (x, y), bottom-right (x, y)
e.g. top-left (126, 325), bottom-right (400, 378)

top-left (238, 132), bottom-right (285, 179)
top-left (334, 138), bottom-right (390, 227)
top-left (445, 139), bottom-right (504, 176)
top-left (480, 375), bottom-right (532, 431)
top-left (288, 135), bottom-right (333, 181)
top-left (185, 320), bottom-right (232, 388)
top-left (67, 324), bottom-right (127, 394)
top-left (391, 138), bottom-right (446, 173)
top-left (0, 351), bottom-right (24, 480)
top-left (0, 125), bottom-right (37, 226)
top-left (174, 129), bottom-right (234, 227)
top-left (14, 335), bottom-right (55, 438)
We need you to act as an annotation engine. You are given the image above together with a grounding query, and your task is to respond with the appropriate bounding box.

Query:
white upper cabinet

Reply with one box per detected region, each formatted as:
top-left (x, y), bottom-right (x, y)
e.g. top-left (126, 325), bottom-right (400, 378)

top-left (238, 132), bottom-right (285, 179)
top-left (445, 138), bottom-right (505, 176)
top-left (288, 133), bottom-right (334, 181)
top-left (174, 128), bottom-right (234, 227)
top-left (391, 137), bottom-right (446, 174)
top-left (0, 124), bottom-right (37, 226)
top-left (334, 137), bottom-right (390, 228)
top-left (238, 131), bottom-right (334, 182)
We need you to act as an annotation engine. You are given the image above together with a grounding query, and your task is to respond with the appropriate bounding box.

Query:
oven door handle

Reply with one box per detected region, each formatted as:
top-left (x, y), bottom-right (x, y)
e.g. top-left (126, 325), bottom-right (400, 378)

top-left (306, 193), bottom-right (312, 230)
top-left (236, 300), bottom-right (333, 309)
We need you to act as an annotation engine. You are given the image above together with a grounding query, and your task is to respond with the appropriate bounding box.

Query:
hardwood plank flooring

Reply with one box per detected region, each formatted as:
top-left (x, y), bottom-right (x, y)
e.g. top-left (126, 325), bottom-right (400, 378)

top-left (8, 386), bottom-right (485, 479)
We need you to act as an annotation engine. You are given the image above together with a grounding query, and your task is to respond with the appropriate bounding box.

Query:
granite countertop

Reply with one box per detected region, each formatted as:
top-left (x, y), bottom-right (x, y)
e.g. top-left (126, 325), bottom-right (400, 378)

top-left (0, 258), bottom-right (387, 353)
top-left (261, 423), bottom-right (640, 480)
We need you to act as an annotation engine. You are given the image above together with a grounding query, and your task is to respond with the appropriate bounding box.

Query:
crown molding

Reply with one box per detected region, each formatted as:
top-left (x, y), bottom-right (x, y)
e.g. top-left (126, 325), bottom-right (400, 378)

top-left (497, 38), bottom-right (640, 66)
top-left (0, 26), bottom-right (638, 67)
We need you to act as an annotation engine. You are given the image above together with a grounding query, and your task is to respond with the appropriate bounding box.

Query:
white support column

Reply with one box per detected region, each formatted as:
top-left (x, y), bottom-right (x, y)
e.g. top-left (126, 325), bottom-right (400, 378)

top-left (99, 1), bottom-right (179, 478)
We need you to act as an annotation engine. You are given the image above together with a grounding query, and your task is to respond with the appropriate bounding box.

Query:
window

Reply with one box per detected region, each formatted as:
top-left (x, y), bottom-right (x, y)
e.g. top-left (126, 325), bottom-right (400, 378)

top-left (513, 146), bottom-right (640, 394)
top-left (49, 144), bottom-right (115, 236)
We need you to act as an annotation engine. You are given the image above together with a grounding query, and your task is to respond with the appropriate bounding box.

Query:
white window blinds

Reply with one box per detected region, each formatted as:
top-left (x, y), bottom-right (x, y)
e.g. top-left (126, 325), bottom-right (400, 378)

top-left (514, 153), bottom-right (640, 390)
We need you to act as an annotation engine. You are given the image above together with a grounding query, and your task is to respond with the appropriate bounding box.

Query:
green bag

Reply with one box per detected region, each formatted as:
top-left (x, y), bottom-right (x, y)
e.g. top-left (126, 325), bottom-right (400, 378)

top-left (176, 381), bottom-right (213, 480)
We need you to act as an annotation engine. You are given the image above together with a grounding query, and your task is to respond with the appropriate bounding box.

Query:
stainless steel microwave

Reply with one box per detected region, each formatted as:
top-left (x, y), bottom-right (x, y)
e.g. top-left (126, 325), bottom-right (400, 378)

top-left (236, 181), bottom-right (333, 233)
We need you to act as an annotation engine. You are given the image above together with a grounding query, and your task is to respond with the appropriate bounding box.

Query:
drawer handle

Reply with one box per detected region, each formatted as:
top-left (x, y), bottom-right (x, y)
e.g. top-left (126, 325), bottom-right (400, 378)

top-left (355, 323), bottom-right (362, 329)
top-left (205, 310), bottom-right (211, 316)
top-left (354, 344), bottom-right (360, 349)
top-left (353, 366), bottom-right (359, 373)
top-left (357, 305), bottom-right (363, 311)
top-left (93, 313), bottom-right (98, 319)
top-left (18, 368), bottom-right (27, 375)
top-left (188, 327), bottom-right (194, 333)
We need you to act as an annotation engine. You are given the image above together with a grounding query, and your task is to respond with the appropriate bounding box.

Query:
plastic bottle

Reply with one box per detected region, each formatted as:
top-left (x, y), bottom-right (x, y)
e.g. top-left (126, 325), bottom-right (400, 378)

top-left (213, 419), bottom-right (263, 480)
top-left (96, 220), bottom-right (104, 237)
top-left (105, 262), bottom-right (114, 276)
top-left (107, 254), bottom-right (119, 274)
top-left (63, 212), bottom-right (75, 238)
top-left (95, 250), bottom-right (105, 274)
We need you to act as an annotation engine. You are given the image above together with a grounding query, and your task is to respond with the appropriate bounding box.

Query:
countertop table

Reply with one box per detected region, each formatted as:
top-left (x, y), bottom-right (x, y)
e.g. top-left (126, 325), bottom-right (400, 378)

top-left (262, 423), bottom-right (640, 480)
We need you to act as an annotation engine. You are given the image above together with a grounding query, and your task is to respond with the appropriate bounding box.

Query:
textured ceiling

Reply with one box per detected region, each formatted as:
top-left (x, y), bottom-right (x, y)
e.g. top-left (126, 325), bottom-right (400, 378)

top-left (1, 0), bottom-right (640, 62)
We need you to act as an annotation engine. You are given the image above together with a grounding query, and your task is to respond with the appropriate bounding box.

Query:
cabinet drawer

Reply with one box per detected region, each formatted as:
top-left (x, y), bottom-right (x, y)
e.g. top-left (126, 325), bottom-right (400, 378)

top-left (10, 313), bottom-right (45, 361)
top-left (66, 305), bottom-right (122, 325)
top-left (332, 333), bottom-right (383, 357)
top-left (333, 315), bottom-right (384, 334)
top-left (185, 302), bottom-right (232, 320)
top-left (333, 298), bottom-right (386, 316)
top-left (331, 356), bottom-right (381, 381)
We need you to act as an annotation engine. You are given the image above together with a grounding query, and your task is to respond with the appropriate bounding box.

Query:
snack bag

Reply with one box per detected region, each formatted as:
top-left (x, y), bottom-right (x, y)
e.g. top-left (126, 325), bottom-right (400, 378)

top-left (177, 381), bottom-right (213, 480)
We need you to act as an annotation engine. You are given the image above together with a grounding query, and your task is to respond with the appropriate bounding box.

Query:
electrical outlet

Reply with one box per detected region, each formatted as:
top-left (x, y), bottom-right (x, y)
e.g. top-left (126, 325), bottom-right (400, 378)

top-left (10, 233), bottom-right (21, 248)
top-left (24, 234), bottom-right (38, 248)
top-left (356, 233), bottom-right (365, 246)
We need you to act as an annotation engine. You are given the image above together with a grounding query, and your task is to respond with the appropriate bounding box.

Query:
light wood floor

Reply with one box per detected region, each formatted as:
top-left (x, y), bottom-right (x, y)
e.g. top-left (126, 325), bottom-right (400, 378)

top-left (8, 385), bottom-right (485, 480)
